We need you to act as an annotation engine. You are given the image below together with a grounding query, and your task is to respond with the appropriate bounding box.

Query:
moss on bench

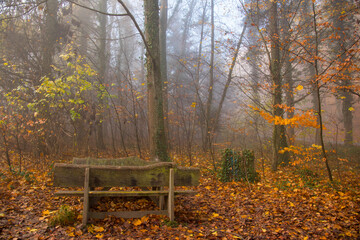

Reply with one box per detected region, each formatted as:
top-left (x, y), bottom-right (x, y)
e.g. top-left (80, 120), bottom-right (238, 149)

top-left (73, 157), bottom-right (150, 166)
top-left (53, 162), bottom-right (199, 187)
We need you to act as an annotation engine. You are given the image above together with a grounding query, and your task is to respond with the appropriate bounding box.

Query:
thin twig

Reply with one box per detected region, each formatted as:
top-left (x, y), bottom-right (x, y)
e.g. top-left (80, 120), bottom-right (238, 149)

top-left (67, 0), bottom-right (128, 17)
top-left (117, 0), bottom-right (154, 61)
top-left (0, 0), bottom-right (47, 21)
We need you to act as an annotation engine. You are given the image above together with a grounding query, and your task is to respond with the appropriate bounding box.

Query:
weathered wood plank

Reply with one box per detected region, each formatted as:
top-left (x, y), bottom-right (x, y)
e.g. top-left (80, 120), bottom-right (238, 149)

top-left (88, 210), bottom-right (168, 219)
top-left (82, 168), bottom-right (90, 226)
top-left (55, 190), bottom-right (197, 197)
top-left (168, 169), bottom-right (175, 221)
top-left (73, 157), bottom-right (150, 166)
top-left (53, 163), bottom-right (200, 188)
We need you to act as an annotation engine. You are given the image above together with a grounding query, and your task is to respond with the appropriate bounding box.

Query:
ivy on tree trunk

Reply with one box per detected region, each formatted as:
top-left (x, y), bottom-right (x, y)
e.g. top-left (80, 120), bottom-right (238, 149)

top-left (144, 0), bottom-right (169, 162)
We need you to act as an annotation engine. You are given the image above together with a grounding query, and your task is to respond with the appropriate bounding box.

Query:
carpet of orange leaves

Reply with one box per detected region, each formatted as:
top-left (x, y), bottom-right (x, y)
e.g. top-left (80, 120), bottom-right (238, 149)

top-left (0, 155), bottom-right (359, 239)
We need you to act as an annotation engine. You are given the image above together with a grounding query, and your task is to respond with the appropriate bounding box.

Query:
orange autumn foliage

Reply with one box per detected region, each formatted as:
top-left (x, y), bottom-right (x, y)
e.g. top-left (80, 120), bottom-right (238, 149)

top-left (249, 105), bottom-right (320, 128)
top-left (279, 144), bottom-right (323, 166)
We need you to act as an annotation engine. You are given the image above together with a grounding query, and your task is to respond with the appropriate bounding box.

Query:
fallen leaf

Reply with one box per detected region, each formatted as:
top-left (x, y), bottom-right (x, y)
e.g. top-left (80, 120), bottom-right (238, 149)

top-left (96, 233), bottom-right (104, 239)
top-left (94, 226), bottom-right (105, 232)
top-left (132, 219), bottom-right (142, 226)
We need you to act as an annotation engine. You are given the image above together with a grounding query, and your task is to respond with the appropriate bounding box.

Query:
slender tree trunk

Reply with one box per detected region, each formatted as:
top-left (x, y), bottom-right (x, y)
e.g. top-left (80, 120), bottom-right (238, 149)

top-left (160, 0), bottom-right (169, 147)
top-left (42, 0), bottom-right (58, 79)
top-left (311, 65), bottom-right (322, 145)
top-left (312, 2), bottom-right (333, 182)
top-left (246, 9), bottom-right (262, 152)
top-left (95, 0), bottom-right (107, 151)
top-left (285, 55), bottom-right (295, 145)
top-left (145, 0), bottom-right (169, 162)
top-left (331, 0), bottom-right (353, 146)
top-left (301, 0), bottom-right (321, 145)
top-left (195, 0), bottom-right (207, 152)
top-left (204, 0), bottom-right (215, 152)
top-left (108, 110), bottom-right (117, 156)
top-left (126, 64), bottom-right (143, 158)
top-left (114, 26), bottom-right (129, 156)
top-left (342, 90), bottom-right (353, 145)
top-left (170, 0), bottom-right (196, 152)
top-left (1, 128), bottom-right (12, 171)
top-left (281, 10), bottom-right (295, 145)
top-left (213, 23), bottom-right (247, 132)
top-left (270, 1), bottom-right (289, 171)
top-left (39, 0), bottom-right (58, 158)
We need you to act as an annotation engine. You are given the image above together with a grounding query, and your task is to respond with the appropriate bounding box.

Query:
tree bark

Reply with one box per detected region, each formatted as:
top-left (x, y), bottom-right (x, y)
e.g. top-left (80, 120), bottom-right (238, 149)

top-left (204, 0), bottom-right (215, 151)
top-left (331, 0), bottom-right (353, 146)
top-left (160, 0), bottom-right (169, 146)
top-left (42, 0), bottom-right (58, 79)
top-left (270, 1), bottom-right (289, 171)
top-left (280, 5), bottom-right (295, 145)
top-left (144, 0), bottom-right (169, 161)
top-left (95, 0), bottom-right (108, 151)
top-left (301, 0), bottom-right (321, 145)
top-left (311, 2), bottom-right (333, 182)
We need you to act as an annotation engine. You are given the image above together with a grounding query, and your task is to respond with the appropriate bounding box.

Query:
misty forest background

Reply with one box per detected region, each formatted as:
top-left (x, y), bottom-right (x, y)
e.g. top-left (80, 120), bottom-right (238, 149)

top-left (0, 0), bottom-right (360, 175)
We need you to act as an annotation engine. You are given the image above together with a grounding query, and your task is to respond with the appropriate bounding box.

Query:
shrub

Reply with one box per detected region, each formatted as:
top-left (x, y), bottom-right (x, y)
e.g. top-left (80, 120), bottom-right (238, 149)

top-left (294, 167), bottom-right (319, 189)
top-left (220, 149), bottom-right (259, 183)
top-left (49, 205), bottom-right (77, 227)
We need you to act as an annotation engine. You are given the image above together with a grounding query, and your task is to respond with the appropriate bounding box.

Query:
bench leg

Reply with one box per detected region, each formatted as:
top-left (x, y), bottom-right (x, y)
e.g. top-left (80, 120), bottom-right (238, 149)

top-left (168, 168), bottom-right (174, 221)
top-left (82, 168), bottom-right (90, 227)
top-left (159, 187), bottom-right (165, 210)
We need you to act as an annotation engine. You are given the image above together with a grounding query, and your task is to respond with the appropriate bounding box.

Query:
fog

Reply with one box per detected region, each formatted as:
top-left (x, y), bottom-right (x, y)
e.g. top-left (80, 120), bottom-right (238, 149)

top-left (0, 0), bottom-right (359, 167)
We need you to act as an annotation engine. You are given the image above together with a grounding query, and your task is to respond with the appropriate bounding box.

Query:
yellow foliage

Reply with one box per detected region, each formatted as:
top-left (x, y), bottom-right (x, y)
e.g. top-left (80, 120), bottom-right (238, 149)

top-left (296, 85), bottom-right (304, 91)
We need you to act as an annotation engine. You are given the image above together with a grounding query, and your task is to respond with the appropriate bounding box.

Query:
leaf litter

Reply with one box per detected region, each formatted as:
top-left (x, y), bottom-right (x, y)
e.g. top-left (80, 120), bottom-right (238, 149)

top-left (0, 159), bottom-right (359, 239)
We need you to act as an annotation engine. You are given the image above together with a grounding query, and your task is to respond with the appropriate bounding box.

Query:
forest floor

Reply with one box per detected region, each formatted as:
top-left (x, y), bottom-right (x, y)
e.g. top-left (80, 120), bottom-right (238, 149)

top-left (0, 155), bottom-right (359, 239)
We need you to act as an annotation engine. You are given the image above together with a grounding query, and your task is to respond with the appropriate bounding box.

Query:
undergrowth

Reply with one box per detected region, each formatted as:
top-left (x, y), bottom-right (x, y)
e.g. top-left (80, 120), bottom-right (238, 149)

top-left (49, 205), bottom-right (77, 227)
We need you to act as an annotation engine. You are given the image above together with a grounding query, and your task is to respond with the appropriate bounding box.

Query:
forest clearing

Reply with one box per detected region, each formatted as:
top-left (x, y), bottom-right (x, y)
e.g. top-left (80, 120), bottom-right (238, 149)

top-left (1, 0), bottom-right (360, 239)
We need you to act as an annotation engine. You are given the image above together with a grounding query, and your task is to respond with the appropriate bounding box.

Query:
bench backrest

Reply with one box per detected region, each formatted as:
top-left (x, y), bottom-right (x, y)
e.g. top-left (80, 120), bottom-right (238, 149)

top-left (72, 157), bottom-right (151, 166)
top-left (53, 162), bottom-right (200, 188)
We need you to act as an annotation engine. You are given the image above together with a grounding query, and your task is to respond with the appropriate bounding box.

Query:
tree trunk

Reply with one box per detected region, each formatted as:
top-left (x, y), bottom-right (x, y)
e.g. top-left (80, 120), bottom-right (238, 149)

top-left (311, 65), bottom-right (321, 145)
top-left (204, 0), bottom-right (215, 151)
top-left (302, 0), bottom-right (321, 145)
top-left (213, 23), bottom-right (247, 132)
top-left (311, 2), bottom-right (333, 182)
top-left (144, 0), bottom-right (169, 162)
top-left (160, 0), bottom-right (169, 146)
top-left (95, 0), bottom-right (108, 151)
top-left (280, 7), bottom-right (295, 145)
top-left (331, 0), bottom-right (353, 146)
top-left (42, 0), bottom-right (58, 79)
top-left (194, 0), bottom-right (207, 152)
top-left (270, 1), bottom-right (289, 171)
top-left (342, 91), bottom-right (353, 146)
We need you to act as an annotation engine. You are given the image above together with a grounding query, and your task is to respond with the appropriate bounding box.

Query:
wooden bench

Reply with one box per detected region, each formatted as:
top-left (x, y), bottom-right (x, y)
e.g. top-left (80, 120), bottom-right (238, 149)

top-left (53, 160), bottom-right (199, 226)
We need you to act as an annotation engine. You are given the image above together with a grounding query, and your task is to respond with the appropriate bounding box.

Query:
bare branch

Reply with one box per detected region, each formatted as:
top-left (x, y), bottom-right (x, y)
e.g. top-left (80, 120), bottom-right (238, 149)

top-left (0, 0), bottom-right (47, 21)
top-left (67, 0), bottom-right (128, 17)
top-left (117, 0), bottom-right (154, 61)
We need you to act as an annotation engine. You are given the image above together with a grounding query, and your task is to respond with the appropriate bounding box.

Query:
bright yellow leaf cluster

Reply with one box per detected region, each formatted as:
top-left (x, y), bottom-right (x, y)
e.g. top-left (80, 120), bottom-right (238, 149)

top-left (278, 145), bottom-right (324, 166)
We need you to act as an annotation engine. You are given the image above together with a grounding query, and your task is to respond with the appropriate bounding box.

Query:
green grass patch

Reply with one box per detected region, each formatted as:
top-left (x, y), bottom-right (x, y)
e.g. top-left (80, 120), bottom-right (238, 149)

top-left (294, 168), bottom-right (320, 189)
